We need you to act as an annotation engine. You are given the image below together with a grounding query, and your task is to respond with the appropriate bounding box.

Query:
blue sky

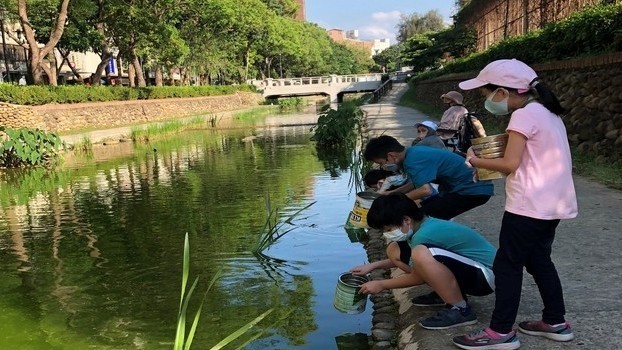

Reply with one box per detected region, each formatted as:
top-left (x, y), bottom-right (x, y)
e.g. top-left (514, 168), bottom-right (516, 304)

top-left (305, 0), bottom-right (458, 44)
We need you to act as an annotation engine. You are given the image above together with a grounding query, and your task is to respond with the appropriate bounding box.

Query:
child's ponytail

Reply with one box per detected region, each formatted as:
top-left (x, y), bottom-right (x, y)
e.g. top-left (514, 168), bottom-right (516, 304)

top-left (531, 79), bottom-right (565, 116)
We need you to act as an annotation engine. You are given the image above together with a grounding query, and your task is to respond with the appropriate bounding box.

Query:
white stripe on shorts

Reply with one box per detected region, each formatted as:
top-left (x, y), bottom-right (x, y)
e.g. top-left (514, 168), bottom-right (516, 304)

top-left (428, 247), bottom-right (495, 291)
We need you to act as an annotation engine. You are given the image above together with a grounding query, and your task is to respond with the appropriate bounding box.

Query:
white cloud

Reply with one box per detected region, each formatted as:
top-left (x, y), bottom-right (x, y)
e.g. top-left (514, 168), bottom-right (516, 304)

top-left (371, 11), bottom-right (402, 22)
top-left (360, 25), bottom-right (392, 39)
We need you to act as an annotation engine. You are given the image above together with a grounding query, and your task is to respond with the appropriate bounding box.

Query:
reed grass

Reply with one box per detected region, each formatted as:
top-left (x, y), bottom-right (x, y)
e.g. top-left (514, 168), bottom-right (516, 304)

top-left (73, 136), bottom-right (93, 154)
top-left (131, 117), bottom-right (206, 142)
top-left (174, 233), bottom-right (275, 350)
top-left (254, 196), bottom-right (316, 253)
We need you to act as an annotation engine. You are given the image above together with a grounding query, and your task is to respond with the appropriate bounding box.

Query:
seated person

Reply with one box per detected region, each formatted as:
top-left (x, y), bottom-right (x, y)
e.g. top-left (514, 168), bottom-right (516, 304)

top-left (437, 91), bottom-right (469, 140)
top-left (411, 121), bottom-right (446, 149)
top-left (351, 193), bottom-right (496, 330)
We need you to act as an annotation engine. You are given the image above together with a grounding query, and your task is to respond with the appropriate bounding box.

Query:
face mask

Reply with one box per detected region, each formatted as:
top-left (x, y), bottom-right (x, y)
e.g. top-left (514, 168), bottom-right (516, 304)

top-left (382, 163), bottom-right (399, 172)
top-left (386, 174), bottom-right (407, 187)
top-left (383, 226), bottom-right (413, 242)
top-left (484, 89), bottom-right (509, 116)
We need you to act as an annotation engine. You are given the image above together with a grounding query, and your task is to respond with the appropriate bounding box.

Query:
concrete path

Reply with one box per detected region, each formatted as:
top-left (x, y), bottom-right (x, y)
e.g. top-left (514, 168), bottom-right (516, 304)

top-left (362, 83), bottom-right (622, 349)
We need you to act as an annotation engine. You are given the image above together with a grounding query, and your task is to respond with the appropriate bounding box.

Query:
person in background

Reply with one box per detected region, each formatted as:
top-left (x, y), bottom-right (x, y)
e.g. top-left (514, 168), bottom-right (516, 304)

top-left (452, 59), bottom-right (577, 350)
top-left (437, 91), bottom-right (468, 140)
top-left (412, 120), bottom-right (446, 149)
top-left (18, 76), bottom-right (26, 86)
top-left (351, 193), bottom-right (497, 330)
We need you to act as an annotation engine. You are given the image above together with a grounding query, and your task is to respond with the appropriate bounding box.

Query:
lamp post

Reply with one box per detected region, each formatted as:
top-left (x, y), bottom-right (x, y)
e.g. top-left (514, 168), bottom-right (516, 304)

top-left (0, 8), bottom-right (11, 83)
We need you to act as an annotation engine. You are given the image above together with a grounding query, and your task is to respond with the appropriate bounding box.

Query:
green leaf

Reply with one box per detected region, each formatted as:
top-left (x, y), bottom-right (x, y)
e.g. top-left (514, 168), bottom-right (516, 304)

top-left (209, 309), bottom-right (274, 350)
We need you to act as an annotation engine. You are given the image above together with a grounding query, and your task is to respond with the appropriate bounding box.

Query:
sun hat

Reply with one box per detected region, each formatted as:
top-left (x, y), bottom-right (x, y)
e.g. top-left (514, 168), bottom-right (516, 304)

top-left (415, 120), bottom-right (438, 131)
top-left (458, 59), bottom-right (538, 93)
top-left (440, 91), bottom-right (464, 105)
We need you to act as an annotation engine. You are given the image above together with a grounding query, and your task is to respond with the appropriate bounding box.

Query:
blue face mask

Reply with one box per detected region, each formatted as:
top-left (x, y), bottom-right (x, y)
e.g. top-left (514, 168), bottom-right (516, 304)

top-left (484, 89), bottom-right (509, 116)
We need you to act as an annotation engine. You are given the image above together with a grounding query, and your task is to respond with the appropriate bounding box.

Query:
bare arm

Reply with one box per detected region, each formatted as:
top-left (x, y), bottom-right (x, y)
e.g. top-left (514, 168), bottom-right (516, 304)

top-left (404, 184), bottom-right (434, 201)
top-left (359, 269), bottom-right (425, 294)
top-left (468, 130), bottom-right (526, 174)
top-left (350, 259), bottom-right (395, 275)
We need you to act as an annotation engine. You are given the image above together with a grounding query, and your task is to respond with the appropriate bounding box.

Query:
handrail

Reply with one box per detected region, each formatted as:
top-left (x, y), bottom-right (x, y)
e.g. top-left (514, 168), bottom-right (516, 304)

top-left (371, 79), bottom-right (393, 103)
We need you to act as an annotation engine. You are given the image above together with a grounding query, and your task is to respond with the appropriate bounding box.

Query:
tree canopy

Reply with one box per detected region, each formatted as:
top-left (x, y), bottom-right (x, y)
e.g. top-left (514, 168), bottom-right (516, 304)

top-left (5, 0), bottom-right (373, 85)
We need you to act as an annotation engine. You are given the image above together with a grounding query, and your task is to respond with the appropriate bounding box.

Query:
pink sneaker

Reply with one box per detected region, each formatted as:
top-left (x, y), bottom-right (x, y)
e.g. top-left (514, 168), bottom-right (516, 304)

top-left (518, 320), bottom-right (574, 342)
top-left (452, 327), bottom-right (520, 350)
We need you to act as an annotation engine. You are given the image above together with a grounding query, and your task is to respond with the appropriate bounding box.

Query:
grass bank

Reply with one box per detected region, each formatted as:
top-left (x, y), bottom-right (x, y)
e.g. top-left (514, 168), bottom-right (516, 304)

top-left (399, 84), bottom-right (622, 190)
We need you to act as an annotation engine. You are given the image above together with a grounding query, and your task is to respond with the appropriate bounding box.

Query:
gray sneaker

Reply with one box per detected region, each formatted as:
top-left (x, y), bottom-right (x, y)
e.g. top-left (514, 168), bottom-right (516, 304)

top-left (419, 305), bottom-right (477, 330)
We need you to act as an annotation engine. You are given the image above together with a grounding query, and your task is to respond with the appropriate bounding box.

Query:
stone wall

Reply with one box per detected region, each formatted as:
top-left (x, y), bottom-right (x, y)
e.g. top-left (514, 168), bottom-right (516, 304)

top-left (0, 92), bottom-right (263, 132)
top-left (412, 52), bottom-right (622, 162)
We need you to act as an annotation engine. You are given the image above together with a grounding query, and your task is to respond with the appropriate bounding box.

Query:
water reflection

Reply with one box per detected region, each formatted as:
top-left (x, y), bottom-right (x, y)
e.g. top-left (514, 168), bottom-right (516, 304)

top-left (0, 125), bottom-right (370, 349)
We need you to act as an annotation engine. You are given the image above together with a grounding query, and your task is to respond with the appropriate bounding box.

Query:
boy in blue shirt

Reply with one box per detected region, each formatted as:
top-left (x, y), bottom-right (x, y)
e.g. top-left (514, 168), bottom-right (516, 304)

top-left (351, 193), bottom-right (497, 329)
top-left (363, 135), bottom-right (495, 306)
top-left (363, 135), bottom-right (494, 220)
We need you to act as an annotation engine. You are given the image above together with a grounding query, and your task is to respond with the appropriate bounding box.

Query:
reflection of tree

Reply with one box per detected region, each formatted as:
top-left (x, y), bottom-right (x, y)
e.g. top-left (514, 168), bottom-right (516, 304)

top-left (315, 144), bottom-right (356, 178)
top-left (0, 128), bottom-right (325, 348)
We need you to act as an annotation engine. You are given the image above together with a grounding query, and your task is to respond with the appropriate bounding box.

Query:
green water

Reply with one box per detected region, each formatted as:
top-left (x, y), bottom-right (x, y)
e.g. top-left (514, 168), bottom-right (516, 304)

top-left (0, 125), bottom-right (371, 350)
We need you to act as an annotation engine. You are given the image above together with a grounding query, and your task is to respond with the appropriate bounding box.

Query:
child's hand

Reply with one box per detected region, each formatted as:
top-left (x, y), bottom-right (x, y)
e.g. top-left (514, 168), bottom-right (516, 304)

top-left (350, 264), bottom-right (373, 275)
top-left (358, 281), bottom-right (384, 294)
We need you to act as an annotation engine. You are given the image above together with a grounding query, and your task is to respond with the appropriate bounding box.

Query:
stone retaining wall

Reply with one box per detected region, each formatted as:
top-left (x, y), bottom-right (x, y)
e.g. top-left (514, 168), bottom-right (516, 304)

top-left (0, 92), bottom-right (263, 132)
top-left (412, 52), bottom-right (622, 162)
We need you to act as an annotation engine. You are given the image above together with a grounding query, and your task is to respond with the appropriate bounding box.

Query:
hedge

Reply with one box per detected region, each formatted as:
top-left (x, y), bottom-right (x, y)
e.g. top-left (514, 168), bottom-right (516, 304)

top-left (415, 2), bottom-right (622, 81)
top-left (0, 84), bottom-right (257, 106)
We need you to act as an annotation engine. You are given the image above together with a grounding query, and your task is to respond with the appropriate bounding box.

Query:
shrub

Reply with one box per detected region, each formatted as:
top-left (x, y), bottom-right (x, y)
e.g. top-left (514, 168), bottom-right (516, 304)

top-left (0, 84), bottom-right (258, 106)
top-left (414, 2), bottom-right (622, 81)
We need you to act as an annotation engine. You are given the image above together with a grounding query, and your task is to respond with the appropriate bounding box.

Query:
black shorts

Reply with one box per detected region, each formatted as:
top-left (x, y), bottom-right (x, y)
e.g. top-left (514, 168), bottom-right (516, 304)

top-left (420, 193), bottom-right (491, 220)
top-left (398, 242), bottom-right (494, 297)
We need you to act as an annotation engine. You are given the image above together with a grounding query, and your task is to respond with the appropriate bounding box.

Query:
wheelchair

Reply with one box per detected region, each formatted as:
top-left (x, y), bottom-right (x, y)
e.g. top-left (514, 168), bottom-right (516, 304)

top-left (437, 112), bottom-right (487, 157)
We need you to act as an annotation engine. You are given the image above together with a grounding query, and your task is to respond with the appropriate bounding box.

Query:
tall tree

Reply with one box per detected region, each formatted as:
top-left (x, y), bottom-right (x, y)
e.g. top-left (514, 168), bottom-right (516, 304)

top-left (17, 0), bottom-right (71, 85)
top-left (396, 10), bottom-right (446, 42)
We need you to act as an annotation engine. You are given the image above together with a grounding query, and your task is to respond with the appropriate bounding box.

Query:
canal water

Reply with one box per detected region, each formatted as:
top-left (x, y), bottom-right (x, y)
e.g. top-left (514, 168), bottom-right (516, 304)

top-left (0, 124), bottom-right (372, 349)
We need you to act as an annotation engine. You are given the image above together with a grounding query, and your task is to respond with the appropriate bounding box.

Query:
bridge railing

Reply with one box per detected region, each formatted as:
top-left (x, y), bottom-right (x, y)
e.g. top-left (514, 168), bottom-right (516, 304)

top-left (250, 73), bottom-right (384, 88)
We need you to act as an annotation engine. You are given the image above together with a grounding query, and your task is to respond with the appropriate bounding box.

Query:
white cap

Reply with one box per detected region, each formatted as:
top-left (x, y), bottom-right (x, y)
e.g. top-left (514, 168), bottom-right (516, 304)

top-left (415, 120), bottom-right (438, 131)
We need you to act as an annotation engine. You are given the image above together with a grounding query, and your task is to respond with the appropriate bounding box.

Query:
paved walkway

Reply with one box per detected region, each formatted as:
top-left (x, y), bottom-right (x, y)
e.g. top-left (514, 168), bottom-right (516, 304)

top-left (362, 83), bottom-right (622, 349)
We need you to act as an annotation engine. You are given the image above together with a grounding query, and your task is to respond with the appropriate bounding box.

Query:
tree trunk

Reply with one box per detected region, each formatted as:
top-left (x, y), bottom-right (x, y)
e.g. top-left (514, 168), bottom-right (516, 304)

top-left (244, 48), bottom-right (250, 82)
top-left (18, 0), bottom-right (70, 85)
top-left (58, 48), bottom-right (83, 82)
top-left (155, 66), bottom-right (163, 86)
top-left (128, 64), bottom-right (136, 87)
top-left (131, 54), bottom-right (146, 87)
top-left (91, 52), bottom-right (112, 86)
top-left (181, 67), bottom-right (189, 85)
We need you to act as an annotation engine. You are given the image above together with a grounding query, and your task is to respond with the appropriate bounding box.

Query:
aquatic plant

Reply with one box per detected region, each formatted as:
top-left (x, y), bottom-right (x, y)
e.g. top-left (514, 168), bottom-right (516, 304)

top-left (131, 118), bottom-right (206, 142)
top-left (175, 233), bottom-right (275, 350)
top-left (254, 196), bottom-right (316, 253)
top-left (311, 101), bottom-right (364, 148)
top-left (0, 127), bottom-right (64, 168)
top-left (73, 136), bottom-right (93, 155)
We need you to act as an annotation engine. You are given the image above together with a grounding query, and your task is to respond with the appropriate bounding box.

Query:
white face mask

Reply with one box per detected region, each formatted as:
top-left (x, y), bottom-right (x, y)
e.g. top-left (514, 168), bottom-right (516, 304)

top-left (382, 163), bottom-right (400, 172)
top-left (484, 88), bottom-right (510, 116)
top-left (383, 225), bottom-right (413, 242)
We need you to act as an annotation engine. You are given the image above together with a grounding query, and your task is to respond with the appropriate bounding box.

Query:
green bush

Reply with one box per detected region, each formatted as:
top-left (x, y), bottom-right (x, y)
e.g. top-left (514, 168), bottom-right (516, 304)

top-left (311, 101), bottom-right (364, 147)
top-left (0, 127), bottom-right (64, 168)
top-left (0, 84), bottom-right (257, 106)
top-left (414, 2), bottom-right (622, 81)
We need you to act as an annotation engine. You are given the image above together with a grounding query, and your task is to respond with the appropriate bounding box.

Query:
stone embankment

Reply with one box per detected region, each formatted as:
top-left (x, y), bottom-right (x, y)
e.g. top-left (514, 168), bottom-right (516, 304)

top-left (0, 92), bottom-right (263, 132)
top-left (412, 52), bottom-right (622, 162)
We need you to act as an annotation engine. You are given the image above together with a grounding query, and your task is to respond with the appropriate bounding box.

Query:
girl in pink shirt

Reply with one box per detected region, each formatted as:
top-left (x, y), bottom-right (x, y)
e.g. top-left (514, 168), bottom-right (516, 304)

top-left (452, 59), bottom-right (578, 350)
